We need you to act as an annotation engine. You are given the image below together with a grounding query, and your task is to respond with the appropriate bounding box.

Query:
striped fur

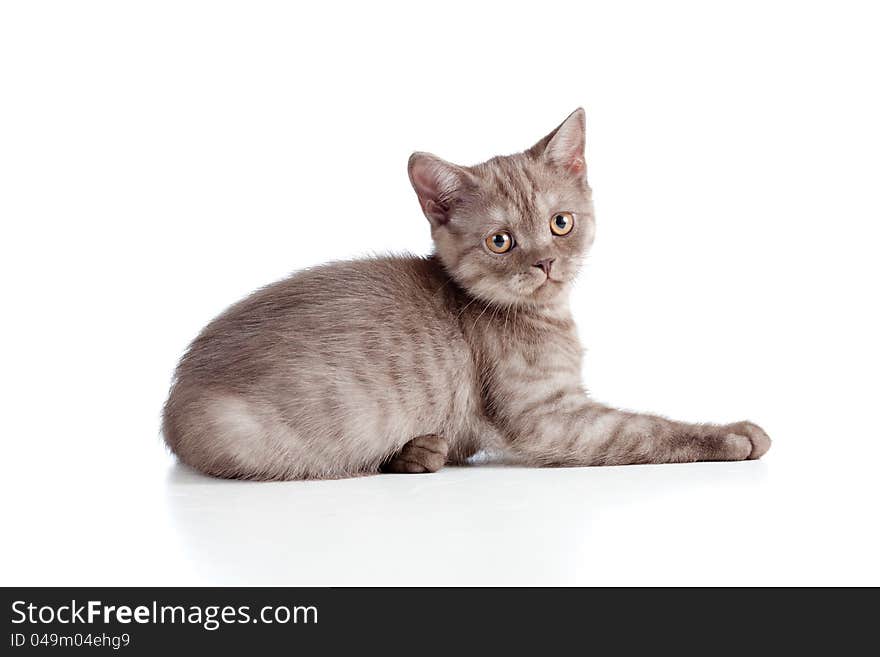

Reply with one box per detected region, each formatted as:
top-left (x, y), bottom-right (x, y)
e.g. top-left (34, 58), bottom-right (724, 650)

top-left (162, 109), bottom-right (770, 480)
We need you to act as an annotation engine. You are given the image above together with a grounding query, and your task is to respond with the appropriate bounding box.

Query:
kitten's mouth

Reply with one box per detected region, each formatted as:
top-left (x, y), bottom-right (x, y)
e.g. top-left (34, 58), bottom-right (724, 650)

top-left (534, 276), bottom-right (559, 292)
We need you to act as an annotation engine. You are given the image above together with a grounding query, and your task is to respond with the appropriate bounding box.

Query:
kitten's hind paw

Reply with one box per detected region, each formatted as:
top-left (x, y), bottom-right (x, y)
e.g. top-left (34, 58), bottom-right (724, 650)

top-left (381, 434), bottom-right (449, 474)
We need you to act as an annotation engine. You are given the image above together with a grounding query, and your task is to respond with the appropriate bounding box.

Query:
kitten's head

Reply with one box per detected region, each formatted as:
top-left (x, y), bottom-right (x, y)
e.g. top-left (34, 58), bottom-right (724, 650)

top-left (409, 109), bottom-right (595, 307)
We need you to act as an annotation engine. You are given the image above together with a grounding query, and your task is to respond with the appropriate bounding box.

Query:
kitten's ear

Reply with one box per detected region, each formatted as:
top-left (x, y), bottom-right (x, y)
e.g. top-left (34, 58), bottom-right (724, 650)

top-left (408, 152), bottom-right (475, 226)
top-left (528, 108), bottom-right (587, 176)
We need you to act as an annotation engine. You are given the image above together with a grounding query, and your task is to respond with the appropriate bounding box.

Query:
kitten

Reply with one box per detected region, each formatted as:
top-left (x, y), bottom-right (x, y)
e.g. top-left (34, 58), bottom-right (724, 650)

top-left (162, 108), bottom-right (770, 480)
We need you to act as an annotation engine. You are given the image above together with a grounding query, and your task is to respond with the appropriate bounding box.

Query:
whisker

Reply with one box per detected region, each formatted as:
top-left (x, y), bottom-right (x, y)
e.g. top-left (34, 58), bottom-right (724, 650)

top-left (471, 299), bottom-right (494, 332)
top-left (455, 295), bottom-right (479, 320)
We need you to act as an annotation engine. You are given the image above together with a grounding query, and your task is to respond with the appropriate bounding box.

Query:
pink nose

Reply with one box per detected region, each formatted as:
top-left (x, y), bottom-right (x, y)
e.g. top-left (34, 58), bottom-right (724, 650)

top-left (533, 258), bottom-right (555, 276)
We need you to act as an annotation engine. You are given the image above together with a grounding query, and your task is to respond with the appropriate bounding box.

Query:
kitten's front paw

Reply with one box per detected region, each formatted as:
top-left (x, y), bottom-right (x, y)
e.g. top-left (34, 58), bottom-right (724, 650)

top-left (721, 421), bottom-right (771, 460)
top-left (381, 434), bottom-right (449, 474)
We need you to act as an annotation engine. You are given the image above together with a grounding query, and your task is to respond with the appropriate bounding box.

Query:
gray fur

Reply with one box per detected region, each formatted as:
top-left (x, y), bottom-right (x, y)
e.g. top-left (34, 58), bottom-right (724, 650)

top-left (162, 109), bottom-right (770, 480)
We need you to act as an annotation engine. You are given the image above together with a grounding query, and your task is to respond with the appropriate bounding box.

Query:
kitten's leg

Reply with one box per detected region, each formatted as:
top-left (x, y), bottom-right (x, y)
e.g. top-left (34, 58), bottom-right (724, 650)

top-left (505, 400), bottom-right (771, 466)
top-left (381, 434), bottom-right (449, 474)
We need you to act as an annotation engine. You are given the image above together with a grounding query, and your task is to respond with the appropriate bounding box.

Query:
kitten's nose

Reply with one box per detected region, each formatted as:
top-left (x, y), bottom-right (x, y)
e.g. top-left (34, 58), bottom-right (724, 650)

top-left (533, 258), bottom-right (555, 276)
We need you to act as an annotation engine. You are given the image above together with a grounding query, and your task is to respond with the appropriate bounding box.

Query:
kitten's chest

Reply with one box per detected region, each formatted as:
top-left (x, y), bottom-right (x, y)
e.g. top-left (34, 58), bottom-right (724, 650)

top-left (474, 308), bottom-right (583, 398)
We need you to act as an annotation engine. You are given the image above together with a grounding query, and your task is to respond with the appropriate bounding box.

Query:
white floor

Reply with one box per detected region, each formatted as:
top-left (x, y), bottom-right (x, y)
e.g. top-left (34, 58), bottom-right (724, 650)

top-left (4, 430), bottom-right (877, 586)
top-left (3, 0), bottom-right (880, 589)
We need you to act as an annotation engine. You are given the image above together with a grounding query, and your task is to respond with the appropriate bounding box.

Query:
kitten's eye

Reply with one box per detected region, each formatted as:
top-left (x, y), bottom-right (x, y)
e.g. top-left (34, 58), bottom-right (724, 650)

top-left (485, 232), bottom-right (514, 254)
top-left (550, 212), bottom-right (574, 236)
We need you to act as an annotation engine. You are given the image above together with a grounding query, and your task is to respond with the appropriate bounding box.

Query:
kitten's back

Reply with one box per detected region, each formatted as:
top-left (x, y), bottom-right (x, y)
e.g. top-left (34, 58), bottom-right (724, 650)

top-left (162, 255), bottom-right (475, 479)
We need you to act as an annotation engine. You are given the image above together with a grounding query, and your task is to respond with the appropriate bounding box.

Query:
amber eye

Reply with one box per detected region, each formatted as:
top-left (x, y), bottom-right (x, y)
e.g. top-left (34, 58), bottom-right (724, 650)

top-left (550, 212), bottom-right (574, 236)
top-left (485, 231), bottom-right (514, 253)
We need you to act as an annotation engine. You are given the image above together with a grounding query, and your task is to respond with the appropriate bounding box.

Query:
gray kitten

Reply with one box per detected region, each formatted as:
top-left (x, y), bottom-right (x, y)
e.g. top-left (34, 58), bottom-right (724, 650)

top-left (162, 109), bottom-right (770, 480)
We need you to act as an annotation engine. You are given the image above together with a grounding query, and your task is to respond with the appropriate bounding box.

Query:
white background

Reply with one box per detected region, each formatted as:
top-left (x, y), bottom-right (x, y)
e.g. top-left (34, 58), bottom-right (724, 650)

top-left (1, 1), bottom-right (878, 585)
